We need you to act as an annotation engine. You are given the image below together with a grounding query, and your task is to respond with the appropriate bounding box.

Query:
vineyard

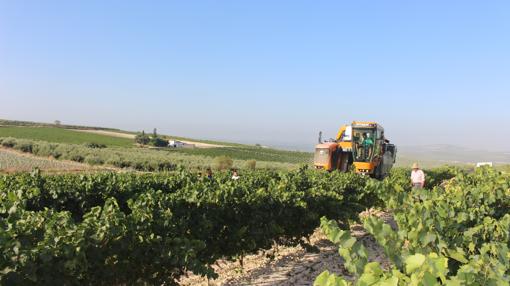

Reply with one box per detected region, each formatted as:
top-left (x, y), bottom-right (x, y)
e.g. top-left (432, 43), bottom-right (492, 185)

top-left (0, 166), bottom-right (508, 285)
top-left (0, 137), bottom-right (300, 172)
top-left (316, 167), bottom-right (510, 285)
top-left (0, 149), bottom-right (91, 173)
top-left (0, 168), bottom-right (377, 285)
top-left (0, 127), bottom-right (134, 147)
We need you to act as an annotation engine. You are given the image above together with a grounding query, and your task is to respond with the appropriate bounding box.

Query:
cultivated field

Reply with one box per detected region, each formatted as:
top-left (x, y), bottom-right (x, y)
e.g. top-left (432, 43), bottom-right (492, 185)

top-left (1, 167), bottom-right (508, 285)
top-left (73, 129), bottom-right (228, 148)
top-left (0, 123), bottom-right (312, 172)
top-left (0, 126), bottom-right (133, 147)
top-left (0, 148), bottom-right (90, 172)
top-left (0, 120), bottom-right (508, 285)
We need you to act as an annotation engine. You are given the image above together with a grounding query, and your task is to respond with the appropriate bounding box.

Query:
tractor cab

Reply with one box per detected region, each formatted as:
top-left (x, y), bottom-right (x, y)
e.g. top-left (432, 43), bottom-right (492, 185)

top-left (351, 122), bottom-right (382, 174)
top-left (313, 125), bottom-right (353, 171)
top-left (352, 127), bottom-right (378, 163)
top-left (313, 142), bottom-right (339, 170)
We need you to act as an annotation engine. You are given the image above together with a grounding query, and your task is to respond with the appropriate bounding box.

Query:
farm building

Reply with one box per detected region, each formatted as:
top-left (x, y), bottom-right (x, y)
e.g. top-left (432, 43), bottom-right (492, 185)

top-left (168, 140), bottom-right (195, 148)
top-left (476, 162), bottom-right (493, 168)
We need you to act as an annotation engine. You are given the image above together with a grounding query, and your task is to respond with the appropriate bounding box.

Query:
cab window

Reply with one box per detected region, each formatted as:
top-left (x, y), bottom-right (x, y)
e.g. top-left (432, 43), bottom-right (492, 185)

top-left (314, 148), bottom-right (330, 165)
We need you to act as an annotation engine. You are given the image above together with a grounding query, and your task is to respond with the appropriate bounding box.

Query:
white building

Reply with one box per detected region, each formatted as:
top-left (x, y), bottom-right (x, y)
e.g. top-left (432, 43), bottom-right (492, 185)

top-left (476, 162), bottom-right (493, 168)
top-left (168, 140), bottom-right (195, 148)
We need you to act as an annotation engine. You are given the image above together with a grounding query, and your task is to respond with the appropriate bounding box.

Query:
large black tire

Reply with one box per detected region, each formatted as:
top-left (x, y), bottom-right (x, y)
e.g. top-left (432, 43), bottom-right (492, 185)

top-left (373, 160), bottom-right (385, 180)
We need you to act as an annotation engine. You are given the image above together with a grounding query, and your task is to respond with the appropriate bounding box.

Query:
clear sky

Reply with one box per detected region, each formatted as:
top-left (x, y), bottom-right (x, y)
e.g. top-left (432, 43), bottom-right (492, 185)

top-left (1, 1), bottom-right (509, 151)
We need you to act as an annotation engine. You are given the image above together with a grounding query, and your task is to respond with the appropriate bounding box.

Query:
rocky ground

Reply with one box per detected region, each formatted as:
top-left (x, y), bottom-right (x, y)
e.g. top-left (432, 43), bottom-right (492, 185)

top-left (179, 209), bottom-right (395, 286)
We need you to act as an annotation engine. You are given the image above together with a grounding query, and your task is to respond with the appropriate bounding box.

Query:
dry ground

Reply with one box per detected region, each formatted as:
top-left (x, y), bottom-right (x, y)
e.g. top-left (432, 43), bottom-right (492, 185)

top-left (179, 210), bottom-right (394, 286)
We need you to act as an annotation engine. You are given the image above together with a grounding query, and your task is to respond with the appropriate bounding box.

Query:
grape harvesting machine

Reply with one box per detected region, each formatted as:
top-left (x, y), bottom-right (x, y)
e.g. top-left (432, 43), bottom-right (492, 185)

top-left (313, 121), bottom-right (397, 179)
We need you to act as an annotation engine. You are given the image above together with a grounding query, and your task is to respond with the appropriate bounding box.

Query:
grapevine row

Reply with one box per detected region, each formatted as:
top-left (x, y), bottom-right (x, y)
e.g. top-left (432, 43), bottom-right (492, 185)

top-left (0, 167), bottom-right (376, 285)
top-left (315, 167), bottom-right (510, 285)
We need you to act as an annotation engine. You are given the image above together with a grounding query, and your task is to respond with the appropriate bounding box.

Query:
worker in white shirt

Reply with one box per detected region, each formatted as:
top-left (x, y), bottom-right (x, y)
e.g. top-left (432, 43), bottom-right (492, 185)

top-left (231, 169), bottom-right (240, 180)
top-left (411, 163), bottom-right (425, 189)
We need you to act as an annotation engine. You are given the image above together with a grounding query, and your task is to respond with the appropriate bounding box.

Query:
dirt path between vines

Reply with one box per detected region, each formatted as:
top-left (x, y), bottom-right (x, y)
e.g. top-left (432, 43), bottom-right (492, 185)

top-left (179, 210), bottom-right (395, 286)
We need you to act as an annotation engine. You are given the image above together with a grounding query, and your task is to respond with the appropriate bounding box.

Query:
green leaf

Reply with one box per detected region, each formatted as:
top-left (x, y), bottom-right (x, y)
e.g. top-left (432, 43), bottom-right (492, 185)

top-left (379, 277), bottom-right (399, 286)
top-left (358, 273), bottom-right (380, 286)
top-left (363, 262), bottom-right (383, 276)
top-left (448, 250), bottom-right (468, 264)
top-left (358, 263), bottom-right (383, 286)
top-left (314, 271), bottom-right (349, 286)
top-left (419, 232), bottom-right (436, 245)
top-left (315, 271), bottom-right (331, 286)
top-left (405, 254), bottom-right (426, 274)
top-left (422, 271), bottom-right (440, 286)
top-left (342, 237), bottom-right (357, 249)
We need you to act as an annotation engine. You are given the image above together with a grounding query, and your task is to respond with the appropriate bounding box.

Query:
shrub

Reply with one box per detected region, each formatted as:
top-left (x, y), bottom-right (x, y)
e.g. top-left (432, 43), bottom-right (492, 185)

top-left (84, 142), bottom-right (107, 149)
top-left (245, 159), bottom-right (257, 170)
top-left (150, 137), bottom-right (168, 147)
top-left (214, 156), bottom-right (233, 170)
top-left (69, 154), bottom-right (85, 163)
top-left (106, 156), bottom-right (131, 168)
top-left (32, 142), bottom-right (50, 156)
top-left (14, 140), bottom-right (33, 153)
top-left (32, 142), bottom-right (60, 158)
top-left (49, 146), bottom-right (63, 159)
top-left (157, 161), bottom-right (176, 171)
top-left (85, 155), bottom-right (104, 165)
top-left (1, 137), bottom-right (16, 148)
top-left (131, 161), bottom-right (145, 171)
top-left (135, 132), bottom-right (150, 145)
top-left (54, 145), bottom-right (75, 160)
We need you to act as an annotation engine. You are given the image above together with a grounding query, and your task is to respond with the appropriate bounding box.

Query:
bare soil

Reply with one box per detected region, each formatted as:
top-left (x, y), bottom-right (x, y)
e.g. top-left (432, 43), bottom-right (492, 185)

top-left (69, 129), bottom-right (137, 139)
top-left (179, 210), bottom-right (394, 286)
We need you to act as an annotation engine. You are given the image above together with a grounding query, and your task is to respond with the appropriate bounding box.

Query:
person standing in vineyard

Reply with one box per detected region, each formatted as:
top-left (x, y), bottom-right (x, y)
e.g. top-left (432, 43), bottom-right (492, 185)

top-left (206, 168), bottom-right (213, 180)
top-left (231, 169), bottom-right (240, 180)
top-left (411, 163), bottom-right (425, 189)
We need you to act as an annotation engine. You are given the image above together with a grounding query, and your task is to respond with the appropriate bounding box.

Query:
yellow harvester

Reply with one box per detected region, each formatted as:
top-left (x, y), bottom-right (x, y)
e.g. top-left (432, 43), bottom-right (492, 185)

top-left (313, 121), bottom-right (397, 179)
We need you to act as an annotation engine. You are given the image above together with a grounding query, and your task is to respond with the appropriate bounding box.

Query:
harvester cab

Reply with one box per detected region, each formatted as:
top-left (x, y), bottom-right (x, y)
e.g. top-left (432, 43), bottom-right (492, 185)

top-left (313, 125), bottom-right (353, 172)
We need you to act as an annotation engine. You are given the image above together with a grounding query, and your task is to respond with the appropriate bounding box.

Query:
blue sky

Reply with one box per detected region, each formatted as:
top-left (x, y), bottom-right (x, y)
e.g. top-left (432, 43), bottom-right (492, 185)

top-left (1, 1), bottom-right (509, 151)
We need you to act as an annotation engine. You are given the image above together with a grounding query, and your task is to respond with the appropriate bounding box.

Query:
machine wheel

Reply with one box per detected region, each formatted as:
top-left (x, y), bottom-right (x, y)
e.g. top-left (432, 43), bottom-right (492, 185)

top-left (339, 152), bottom-right (350, 172)
top-left (373, 161), bottom-right (385, 180)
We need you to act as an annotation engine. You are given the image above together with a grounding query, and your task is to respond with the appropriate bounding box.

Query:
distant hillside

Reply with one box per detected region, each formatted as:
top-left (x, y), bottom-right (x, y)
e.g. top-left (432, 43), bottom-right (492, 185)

top-left (0, 126), bottom-right (133, 147)
top-left (8, 119), bottom-right (508, 169)
top-left (397, 144), bottom-right (510, 168)
top-left (0, 119), bottom-right (123, 132)
top-left (0, 119), bottom-right (313, 168)
top-left (0, 119), bottom-right (245, 147)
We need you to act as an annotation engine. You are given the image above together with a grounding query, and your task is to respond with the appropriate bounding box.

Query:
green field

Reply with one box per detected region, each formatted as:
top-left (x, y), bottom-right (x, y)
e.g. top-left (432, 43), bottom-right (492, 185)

top-left (0, 122), bottom-right (312, 171)
top-left (316, 167), bottom-right (510, 285)
top-left (0, 127), bottom-right (134, 147)
top-left (0, 119), bottom-right (251, 147)
top-left (2, 166), bottom-right (508, 284)
top-left (168, 145), bottom-right (312, 164)
top-left (0, 121), bottom-right (508, 285)
top-left (0, 137), bottom-right (299, 171)
top-left (0, 168), bottom-right (375, 284)
top-left (0, 149), bottom-right (90, 172)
